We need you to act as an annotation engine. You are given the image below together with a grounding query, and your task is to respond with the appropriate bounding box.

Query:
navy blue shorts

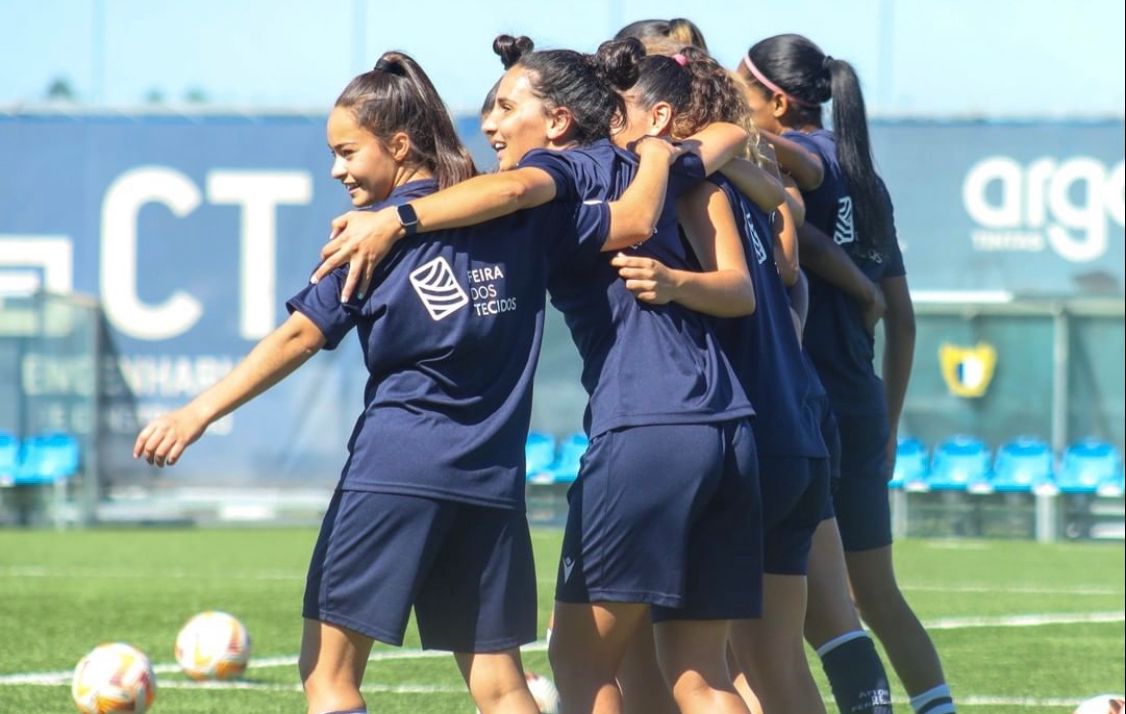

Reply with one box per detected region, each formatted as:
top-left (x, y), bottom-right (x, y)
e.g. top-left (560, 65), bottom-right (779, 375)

top-left (813, 398), bottom-right (841, 522)
top-left (832, 413), bottom-right (892, 552)
top-left (304, 489), bottom-right (537, 652)
top-left (556, 419), bottom-right (762, 621)
top-left (760, 455), bottom-right (831, 575)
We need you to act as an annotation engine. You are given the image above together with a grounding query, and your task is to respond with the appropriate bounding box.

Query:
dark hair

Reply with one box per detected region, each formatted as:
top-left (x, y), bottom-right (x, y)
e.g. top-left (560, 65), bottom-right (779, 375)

top-left (746, 34), bottom-right (889, 253)
top-left (492, 34), bottom-right (644, 145)
top-left (480, 78), bottom-right (501, 118)
top-left (631, 47), bottom-right (759, 160)
top-left (336, 51), bottom-right (475, 189)
top-left (615, 18), bottom-right (708, 51)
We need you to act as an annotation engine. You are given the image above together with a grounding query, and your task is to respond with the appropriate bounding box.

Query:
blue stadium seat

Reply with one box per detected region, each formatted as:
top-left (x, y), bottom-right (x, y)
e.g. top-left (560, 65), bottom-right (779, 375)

top-left (990, 436), bottom-right (1053, 493)
top-left (890, 437), bottom-right (928, 491)
top-left (1057, 438), bottom-right (1123, 496)
top-left (525, 431), bottom-right (556, 480)
top-left (541, 432), bottom-right (589, 485)
top-left (929, 435), bottom-right (991, 492)
top-left (0, 431), bottom-right (19, 486)
top-left (15, 432), bottom-right (81, 485)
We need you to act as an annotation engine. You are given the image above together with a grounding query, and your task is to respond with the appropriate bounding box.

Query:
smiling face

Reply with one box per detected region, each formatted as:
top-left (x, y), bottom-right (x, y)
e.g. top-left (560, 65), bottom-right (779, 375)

top-left (326, 106), bottom-right (402, 206)
top-left (480, 66), bottom-right (562, 171)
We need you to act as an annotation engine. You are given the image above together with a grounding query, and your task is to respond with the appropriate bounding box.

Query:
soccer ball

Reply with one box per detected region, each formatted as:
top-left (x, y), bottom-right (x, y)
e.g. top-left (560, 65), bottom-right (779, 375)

top-left (71, 643), bottom-right (156, 714)
top-left (525, 671), bottom-right (560, 714)
top-left (174, 611), bottom-right (251, 680)
top-left (1074, 695), bottom-right (1125, 714)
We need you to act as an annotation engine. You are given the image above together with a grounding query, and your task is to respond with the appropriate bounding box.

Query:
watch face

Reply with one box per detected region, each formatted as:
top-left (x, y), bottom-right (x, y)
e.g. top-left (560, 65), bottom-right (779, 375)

top-left (398, 203), bottom-right (419, 231)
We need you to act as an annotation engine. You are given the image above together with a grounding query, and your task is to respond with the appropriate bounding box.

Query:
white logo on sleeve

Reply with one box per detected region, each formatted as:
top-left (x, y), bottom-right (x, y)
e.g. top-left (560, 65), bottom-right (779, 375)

top-left (409, 257), bottom-right (469, 321)
top-left (834, 196), bottom-right (855, 245)
top-left (562, 557), bottom-right (575, 582)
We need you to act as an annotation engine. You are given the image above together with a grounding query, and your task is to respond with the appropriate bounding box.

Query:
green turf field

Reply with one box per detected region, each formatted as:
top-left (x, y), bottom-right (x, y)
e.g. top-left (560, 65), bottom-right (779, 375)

top-left (0, 529), bottom-right (1122, 713)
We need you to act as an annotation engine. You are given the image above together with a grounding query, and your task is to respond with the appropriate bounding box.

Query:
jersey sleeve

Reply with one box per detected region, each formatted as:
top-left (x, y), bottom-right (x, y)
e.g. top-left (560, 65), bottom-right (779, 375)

top-left (666, 150), bottom-right (707, 201)
top-left (285, 268), bottom-right (360, 350)
top-left (781, 129), bottom-right (820, 154)
top-left (519, 149), bottom-right (580, 202)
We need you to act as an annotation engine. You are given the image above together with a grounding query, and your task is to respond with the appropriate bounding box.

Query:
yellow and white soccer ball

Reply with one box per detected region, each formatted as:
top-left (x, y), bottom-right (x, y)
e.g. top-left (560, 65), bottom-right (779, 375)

top-left (71, 642), bottom-right (156, 714)
top-left (1074, 695), bottom-right (1125, 714)
top-left (525, 671), bottom-right (560, 714)
top-left (174, 611), bottom-right (251, 681)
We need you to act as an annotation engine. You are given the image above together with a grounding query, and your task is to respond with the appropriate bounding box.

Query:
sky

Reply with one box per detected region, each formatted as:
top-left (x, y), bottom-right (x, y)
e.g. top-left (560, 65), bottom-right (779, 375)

top-left (0, 0), bottom-right (1124, 118)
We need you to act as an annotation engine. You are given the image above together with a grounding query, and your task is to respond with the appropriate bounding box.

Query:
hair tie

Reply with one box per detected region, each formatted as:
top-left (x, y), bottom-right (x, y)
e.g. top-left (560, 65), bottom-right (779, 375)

top-left (373, 58), bottom-right (404, 76)
top-left (822, 55), bottom-right (834, 71)
top-left (672, 53), bottom-right (688, 67)
top-left (742, 52), bottom-right (819, 109)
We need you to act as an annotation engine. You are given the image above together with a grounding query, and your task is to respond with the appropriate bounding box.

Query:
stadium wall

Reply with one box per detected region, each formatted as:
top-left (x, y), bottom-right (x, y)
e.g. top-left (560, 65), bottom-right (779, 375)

top-left (0, 113), bottom-right (1122, 486)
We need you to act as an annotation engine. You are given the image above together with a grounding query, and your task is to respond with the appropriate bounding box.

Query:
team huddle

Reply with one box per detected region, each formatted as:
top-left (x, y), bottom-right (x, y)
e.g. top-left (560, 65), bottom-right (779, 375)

top-left (132, 17), bottom-right (956, 714)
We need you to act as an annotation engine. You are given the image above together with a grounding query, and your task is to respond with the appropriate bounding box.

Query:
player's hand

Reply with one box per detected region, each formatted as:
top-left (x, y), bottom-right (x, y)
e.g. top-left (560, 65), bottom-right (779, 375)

top-left (630, 135), bottom-right (684, 166)
top-left (133, 407), bottom-right (207, 468)
top-left (310, 206), bottom-right (403, 302)
top-left (861, 281), bottom-right (887, 336)
top-left (611, 253), bottom-right (680, 305)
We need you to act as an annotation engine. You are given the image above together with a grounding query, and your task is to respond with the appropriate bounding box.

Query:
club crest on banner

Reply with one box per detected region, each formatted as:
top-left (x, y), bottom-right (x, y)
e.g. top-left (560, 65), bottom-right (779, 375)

top-left (939, 342), bottom-right (997, 398)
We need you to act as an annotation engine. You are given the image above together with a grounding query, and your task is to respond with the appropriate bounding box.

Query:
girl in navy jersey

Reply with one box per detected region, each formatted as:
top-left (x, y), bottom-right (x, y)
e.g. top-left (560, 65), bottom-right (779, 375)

top-left (131, 51), bottom-right (677, 714)
top-left (314, 36), bottom-right (762, 714)
top-left (605, 44), bottom-right (833, 713)
top-left (738, 33), bottom-right (956, 714)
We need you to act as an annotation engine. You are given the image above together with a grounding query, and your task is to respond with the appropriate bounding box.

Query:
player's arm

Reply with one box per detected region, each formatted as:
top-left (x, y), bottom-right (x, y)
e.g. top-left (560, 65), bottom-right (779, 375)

top-left (312, 167), bottom-right (560, 300)
top-left (759, 129), bottom-right (824, 190)
top-left (604, 136), bottom-right (683, 252)
top-left (612, 182), bottom-right (754, 317)
top-left (716, 156), bottom-right (787, 213)
top-left (679, 121), bottom-right (750, 175)
top-left (133, 312), bottom-right (326, 467)
top-left (798, 221), bottom-right (885, 334)
top-left (772, 182), bottom-right (801, 287)
top-left (881, 275), bottom-right (916, 468)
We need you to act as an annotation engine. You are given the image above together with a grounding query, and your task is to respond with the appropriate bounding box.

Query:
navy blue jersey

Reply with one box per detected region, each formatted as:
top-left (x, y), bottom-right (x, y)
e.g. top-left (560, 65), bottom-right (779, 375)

top-left (287, 179), bottom-right (599, 509)
top-left (785, 129), bottom-right (906, 416)
top-left (708, 176), bottom-right (827, 458)
top-left (519, 140), bottom-right (753, 437)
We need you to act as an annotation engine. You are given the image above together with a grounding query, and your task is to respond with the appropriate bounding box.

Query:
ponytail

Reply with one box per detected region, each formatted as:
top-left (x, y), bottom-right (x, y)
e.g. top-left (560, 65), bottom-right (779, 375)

top-left (825, 56), bottom-right (890, 253)
top-left (336, 51), bottom-right (476, 189)
top-left (746, 34), bottom-right (889, 253)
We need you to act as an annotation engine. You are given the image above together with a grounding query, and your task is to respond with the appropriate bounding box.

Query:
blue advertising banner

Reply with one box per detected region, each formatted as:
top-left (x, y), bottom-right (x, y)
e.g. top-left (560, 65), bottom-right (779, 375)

top-left (0, 114), bottom-right (1123, 485)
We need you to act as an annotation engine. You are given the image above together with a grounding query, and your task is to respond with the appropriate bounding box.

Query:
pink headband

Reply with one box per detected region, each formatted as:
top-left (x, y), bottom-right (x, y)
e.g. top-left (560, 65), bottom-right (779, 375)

top-left (672, 53), bottom-right (688, 67)
top-left (741, 53), bottom-right (819, 109)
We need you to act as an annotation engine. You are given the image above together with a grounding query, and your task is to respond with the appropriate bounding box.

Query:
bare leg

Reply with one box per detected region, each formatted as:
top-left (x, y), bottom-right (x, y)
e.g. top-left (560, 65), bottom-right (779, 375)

top-left (549, 601), bottom-right (649, 714)
top-left (728, 649), bottom-right (763, 714)
top-left (804, 518), bottom-right (865, 645)
top-left (617, 620), bottom-right (679, 714)
top-left (845, 545), bottom-right (948, 695)
top-left (730, 574), bottom-right (826, 714)
top-left (653, 619), bottom-right (749, 714)
top-left (454, 648), bottom-right (540, 714)
top-left (298, 619), bottom-right (373, 714)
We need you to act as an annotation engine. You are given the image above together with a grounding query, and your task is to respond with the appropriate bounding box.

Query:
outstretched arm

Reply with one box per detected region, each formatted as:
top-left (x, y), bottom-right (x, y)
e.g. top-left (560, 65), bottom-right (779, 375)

top-left (613, 182), bottom-right (754, 317)
top-left (133, 312), bottom-right (326, 467)
top-left (716, 156), bottom-right (787, 213)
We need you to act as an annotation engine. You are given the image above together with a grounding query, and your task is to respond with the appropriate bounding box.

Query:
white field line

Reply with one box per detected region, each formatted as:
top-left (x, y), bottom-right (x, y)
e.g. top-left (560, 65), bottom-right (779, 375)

top-left (7, 567), bottom-right (1125, 598)
top-left (924, 610), bottom-right (1124, 630)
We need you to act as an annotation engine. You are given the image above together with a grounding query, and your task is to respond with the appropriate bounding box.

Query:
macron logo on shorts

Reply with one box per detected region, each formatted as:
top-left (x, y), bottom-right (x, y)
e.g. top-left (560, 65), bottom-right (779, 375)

top-left (562, 556), bottom-right (575, 583)
top-left (409, 257), bottom-right (469, 321)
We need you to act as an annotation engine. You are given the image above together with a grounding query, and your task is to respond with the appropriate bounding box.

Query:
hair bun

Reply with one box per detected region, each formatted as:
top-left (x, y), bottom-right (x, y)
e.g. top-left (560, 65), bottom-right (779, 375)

top-left (493, 34), bottom-right (535, 69)
top-left (591, 37), bottom-right (644, 91)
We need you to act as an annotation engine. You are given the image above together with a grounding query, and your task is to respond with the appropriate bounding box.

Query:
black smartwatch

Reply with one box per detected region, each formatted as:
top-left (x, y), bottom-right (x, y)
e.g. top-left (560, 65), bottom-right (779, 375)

top-left (396, 203), bottom-right (420, 236)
